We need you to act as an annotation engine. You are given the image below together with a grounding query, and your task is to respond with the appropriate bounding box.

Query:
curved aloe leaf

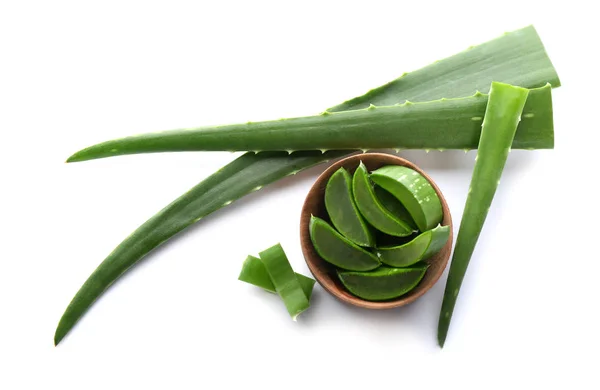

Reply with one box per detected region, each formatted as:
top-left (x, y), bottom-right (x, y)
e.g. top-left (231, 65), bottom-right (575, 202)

top-left (437, 82), bottom-right (530, 347)
top-left (54, 150), bottom-right (347, 345)
top-left (55, 25), bottom-right (560, 344)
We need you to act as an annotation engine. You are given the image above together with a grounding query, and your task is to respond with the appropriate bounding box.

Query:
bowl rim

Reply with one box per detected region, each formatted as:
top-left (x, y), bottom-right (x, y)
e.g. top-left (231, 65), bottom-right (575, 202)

top-left (299, 152), bottom-right (453, 309)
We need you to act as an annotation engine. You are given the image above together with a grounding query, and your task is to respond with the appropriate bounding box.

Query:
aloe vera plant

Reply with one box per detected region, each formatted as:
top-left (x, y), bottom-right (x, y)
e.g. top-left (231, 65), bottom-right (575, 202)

top-left (437, 82), bottom-right (530, 347)
top-left (55, 25), bottom-right (560, 344)
top-left (67, 85), bottom-right (553, 161)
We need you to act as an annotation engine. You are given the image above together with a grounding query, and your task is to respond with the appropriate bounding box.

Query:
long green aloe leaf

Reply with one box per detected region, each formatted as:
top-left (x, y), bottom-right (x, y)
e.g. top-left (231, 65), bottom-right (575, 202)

top-left (66, 85), bottom-right (553, 161)
top-left (53, 150), bottom-right (347, 345)
top-left (437, 82), bottom-right (530, 348)
top-left (55, 25), bottom-right (560, 344)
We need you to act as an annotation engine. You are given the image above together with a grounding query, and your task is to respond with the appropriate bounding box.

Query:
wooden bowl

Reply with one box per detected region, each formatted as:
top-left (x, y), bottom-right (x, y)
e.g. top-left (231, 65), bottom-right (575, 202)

top-left (300, 152), bottom-right (453, 309)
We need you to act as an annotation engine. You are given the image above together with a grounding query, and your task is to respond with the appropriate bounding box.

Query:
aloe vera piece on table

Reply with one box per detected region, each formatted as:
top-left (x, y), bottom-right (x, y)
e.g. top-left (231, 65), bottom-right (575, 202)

top-left (55, 26), bottom-right (560, 344)
top-left (309, 215), bottom-right (381, 271)
top-left (376, 225), bottom-right (450, 267)
top-left (338, 265), bottom-right (429, 301)
top-left (352, 162), bottom-right (414, 237)
top-left (437, 82), bottom-right (530, 348)
top-left (370, 165), bottom-right (443, 232)
top-left (325, 167), bottom-right (375, 246)
top-left (66, 85), bottom-right (554, 161)
top-left (259, 244), bottom-right (311, 320)
top-left (238, 255), bottom-right (316, 299)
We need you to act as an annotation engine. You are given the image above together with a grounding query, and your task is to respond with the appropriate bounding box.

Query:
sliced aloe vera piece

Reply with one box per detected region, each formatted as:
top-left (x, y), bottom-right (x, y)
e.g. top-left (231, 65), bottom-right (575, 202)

top-left (325, 167), bottom-right (374, 246)
top-left (259, 244), bottom-right (310, 320)
top-left (374, 185), bottom-right (418, 230)
top-left (238, 255), bottom-right (316, 299)
top-left (309, 215), bottom-right (380, 271)
top-left (352, 162), bottom-right (414, 237)
top-left (374, 230), bottom-right (417, 248)
top-left (377, 225), bottom-right (450, 267)
top-left (437, 82), bottom-right (530, 347)
top-left (338, 266), bottom-right (428, 301)
top-left (370, 166), bottom-right (443, 232)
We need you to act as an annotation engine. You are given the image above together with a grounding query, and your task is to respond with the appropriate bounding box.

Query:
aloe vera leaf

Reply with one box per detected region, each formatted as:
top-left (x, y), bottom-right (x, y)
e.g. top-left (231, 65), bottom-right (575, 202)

top-left (66, 85), bottom-right (553, 162)
top-left (333, 25), bottom-right (559, 111)
top-left (370, 166), bottom-right (443, 232)
top-left (309, 216), bottom-right (381, 271)
top-left (352, 162), bottom-right (413, 237)
top-left (437, 82), bottom-right (530, 348)
top-left (258, 244), bottom-right (310, 320)
top-left (238, 255), bottom-right (316, 299)
top-left (53, 151), bottom-right (345, 345)
top-left (374, 186), bottom-right (418, 230)
top-left (325, 167), bottom-right (374, 246)
top-left (67, 25), bottom-right (560, 163)
top-left (55, 26), bottom-right (559, 344)
top-left (376, 225), bottom-right (450, 267)
top-left (337, 265), bottom-right (428, 301)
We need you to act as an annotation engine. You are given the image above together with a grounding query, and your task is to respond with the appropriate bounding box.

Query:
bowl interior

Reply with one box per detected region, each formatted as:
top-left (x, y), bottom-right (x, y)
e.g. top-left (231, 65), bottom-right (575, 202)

top-left (299, 152), bottom-right (453, 309)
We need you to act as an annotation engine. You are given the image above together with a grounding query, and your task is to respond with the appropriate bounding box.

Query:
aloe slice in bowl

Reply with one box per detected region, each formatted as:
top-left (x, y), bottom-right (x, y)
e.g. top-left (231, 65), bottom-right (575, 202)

top-left (370, 166), bottom-right (443, 232)
top-left (325, 167), bottom-right (374, 246)
top-left (352, 162), bottom-right (414, 237)
top-left (377, 225), bottom-right (450, 267)
top-left (309, 215), bottom-right (381, 271)
top-left (337, 265), bottom-right (429, 301)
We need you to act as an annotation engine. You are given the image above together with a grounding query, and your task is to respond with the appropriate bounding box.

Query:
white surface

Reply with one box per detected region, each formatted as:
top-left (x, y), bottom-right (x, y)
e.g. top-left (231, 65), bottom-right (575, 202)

top-left (1, 1), bottom-right (599, 389)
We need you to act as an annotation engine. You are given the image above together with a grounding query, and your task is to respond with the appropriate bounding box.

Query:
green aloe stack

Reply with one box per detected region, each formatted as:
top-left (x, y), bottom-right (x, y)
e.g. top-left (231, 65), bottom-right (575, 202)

top-left (309, 163), bottom-right (451, 301)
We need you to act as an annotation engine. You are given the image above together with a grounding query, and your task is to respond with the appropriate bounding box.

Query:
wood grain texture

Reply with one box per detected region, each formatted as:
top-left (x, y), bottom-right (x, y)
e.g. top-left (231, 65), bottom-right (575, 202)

top-left (300, 152), bottom-right (453, 309)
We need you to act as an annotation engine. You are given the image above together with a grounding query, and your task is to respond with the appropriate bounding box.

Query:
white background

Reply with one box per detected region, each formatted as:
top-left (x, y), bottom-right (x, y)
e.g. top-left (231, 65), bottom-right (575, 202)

top-left (1, 1), bottom-right (599, 389)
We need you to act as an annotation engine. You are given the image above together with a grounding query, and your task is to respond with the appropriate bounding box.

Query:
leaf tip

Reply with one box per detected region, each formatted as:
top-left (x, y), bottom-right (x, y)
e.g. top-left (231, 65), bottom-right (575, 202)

top-left (54, 327), bottom-right (65, 346)
top-left (65, 153), bottom-right (81, 163)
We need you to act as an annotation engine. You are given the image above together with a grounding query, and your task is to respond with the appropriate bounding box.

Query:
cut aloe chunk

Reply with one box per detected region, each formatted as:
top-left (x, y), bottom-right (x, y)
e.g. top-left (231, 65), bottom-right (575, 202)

top-left (377, 225), bottom-right (450, 267)
top-left (374, 185), bottom-right (418, 230)
top-left (309, 215), bottom-right (381, 271)
top-left (325, 167), bottom-right (374, 246)
top-left (352, 162), bottom-right (414, 237)
top-left (238, 255), bottom-right (315, 299)
top-left (259, 244), bottom-right (310, 320)
top-left (337, 266), bottom-right (428, 301)
top-left (370, 166), bottom-right (443, 231)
